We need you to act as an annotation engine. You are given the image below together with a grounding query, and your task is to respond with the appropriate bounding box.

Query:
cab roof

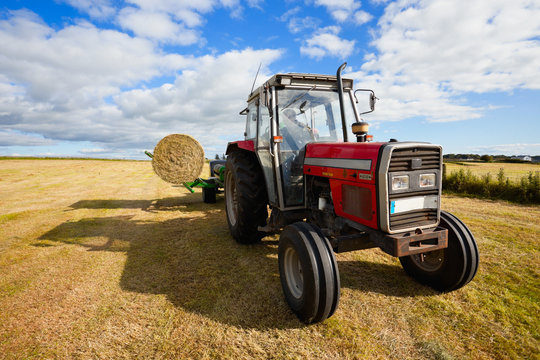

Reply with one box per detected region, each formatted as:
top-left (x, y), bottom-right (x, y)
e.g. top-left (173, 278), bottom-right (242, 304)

top-left (248, 73), bottom-right (354, 102)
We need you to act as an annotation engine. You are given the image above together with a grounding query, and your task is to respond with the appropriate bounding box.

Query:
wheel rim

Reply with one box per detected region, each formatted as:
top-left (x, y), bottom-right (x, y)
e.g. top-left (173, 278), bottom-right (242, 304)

top-left (225, 170), bottom-right (238, 226)
top-left (283, 246), bottom-right (304, 299)
top-left (410, 249), bottom-right (445, 272)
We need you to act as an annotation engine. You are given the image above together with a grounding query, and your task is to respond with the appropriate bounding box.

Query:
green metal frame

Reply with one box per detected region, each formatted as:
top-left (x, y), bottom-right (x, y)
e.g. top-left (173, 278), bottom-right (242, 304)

top-left (183, 165), bottom-right (225, 193)
top-left (145, 150), bottom-right (225, 193)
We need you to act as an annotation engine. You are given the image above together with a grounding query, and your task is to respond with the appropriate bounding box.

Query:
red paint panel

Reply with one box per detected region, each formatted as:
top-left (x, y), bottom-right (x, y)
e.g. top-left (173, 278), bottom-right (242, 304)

top-left (226, 140), bottom-right (255, 154)
top-left (329, 179), bottom-right (379, 230)
top-left (305, 142), bottom-right (384, 172)
top-left (304, 165), bottom-right (374, 185)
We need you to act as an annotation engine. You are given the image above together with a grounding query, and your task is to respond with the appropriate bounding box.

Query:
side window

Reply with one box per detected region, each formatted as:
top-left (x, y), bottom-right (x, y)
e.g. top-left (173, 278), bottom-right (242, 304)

top-left (257, 103), bottom-right (271, 148)
top-left (245, 101), bottom-right (258, 139)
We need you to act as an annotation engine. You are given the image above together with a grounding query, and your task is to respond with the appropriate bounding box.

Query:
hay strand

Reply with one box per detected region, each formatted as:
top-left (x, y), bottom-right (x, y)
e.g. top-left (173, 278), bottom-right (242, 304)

top-left (152, 134), bottom-right (204, 184)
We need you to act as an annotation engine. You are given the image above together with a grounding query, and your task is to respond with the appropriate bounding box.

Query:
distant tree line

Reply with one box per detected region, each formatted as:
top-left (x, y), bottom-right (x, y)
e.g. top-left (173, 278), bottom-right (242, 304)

top-left (444, 154), bottom-right (540, 163)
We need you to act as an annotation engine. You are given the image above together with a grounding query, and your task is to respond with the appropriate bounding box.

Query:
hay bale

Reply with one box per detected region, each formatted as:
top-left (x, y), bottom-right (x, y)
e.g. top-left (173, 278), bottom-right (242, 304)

top-left (152, 134), bottom-right (204, 184)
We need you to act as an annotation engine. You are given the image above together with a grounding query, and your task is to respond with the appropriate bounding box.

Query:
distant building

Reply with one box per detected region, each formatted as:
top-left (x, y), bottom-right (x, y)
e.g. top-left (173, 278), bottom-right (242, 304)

top-left (512, 155), bottom-right (532, 162)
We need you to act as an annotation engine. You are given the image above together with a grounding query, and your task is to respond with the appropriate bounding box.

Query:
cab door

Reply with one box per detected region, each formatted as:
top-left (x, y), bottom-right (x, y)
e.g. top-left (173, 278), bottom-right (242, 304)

top-left (254, 99), bottom-right (278, 206)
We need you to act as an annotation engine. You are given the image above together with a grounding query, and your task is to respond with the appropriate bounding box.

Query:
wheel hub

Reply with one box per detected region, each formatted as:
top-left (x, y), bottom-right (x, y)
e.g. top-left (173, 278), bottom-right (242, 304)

top-left (283, 247), bottom-right (304, 299)
top-left (410, 249), bottom-right (445, 272)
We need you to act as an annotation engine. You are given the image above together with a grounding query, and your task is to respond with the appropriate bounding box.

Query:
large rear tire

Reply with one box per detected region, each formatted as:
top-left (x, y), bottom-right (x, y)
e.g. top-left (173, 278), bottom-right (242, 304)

top-left (278, 222), bottom-right (340, 324)
top-left (399, 211), bottom-right (479, 292)
top-left (225, 150), bottom-right (268, 244)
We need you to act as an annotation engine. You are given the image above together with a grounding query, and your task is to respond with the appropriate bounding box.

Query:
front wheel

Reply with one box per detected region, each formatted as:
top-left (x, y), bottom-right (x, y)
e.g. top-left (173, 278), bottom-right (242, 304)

top-left (399, 211), bottom-right (479, 292)
top-left (278, 222), bottom-right (340, 323)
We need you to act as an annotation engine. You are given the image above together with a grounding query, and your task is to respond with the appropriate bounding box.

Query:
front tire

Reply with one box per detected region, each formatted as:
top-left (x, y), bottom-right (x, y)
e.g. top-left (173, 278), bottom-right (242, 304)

top-left (224, 150), bottom-right (268, 244)
top-left (399, 211), bottom-right (479, 292)
top-left (278, 222), bottom-right (340, 324)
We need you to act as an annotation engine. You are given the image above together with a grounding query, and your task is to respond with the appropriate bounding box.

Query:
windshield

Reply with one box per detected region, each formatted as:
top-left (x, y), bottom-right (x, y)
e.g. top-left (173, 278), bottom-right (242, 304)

top-left (275, 88), bottom-right (357, 207)
top-left (277, 88), bottom-right (356, 150)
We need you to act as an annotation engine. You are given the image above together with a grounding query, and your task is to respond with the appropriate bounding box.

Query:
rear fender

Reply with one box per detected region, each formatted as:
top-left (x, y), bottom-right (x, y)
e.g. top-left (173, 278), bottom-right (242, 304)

top-left (226, 140), bottom-right (255, 155)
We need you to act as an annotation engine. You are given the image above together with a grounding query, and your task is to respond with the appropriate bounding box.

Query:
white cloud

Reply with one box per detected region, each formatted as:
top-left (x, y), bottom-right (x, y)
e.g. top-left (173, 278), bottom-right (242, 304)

top-left (114, 48), bottom-right (283, 155)
top-left (314, 0), bottom-right (371, 23)
top-left (288, 16), bottom-right (320, 34)
top-left (349, 0), bottom-right (540, 123)
top-left (0, 10), bottom-right (187, 106)
top-left (469, 144), bottom-right (540, 156)
top-left (60, 0), bottom-right (116, 19)
top-left (124, 0), bottom-right (247, 23)
top-left (279, 8), bottom-right (320, 34)
top-left (0, 10), bottom-right (283, 158)
top-left (0, 131), bottom-right (55, 146)
top-left (300, 26), bottom-right (355, 59)
top-left (353, 10), bottom-right (373, 25)
top-left (279, 7), bottom-right (301, 22)
top-left (117, 7), bottom-right (200, 45)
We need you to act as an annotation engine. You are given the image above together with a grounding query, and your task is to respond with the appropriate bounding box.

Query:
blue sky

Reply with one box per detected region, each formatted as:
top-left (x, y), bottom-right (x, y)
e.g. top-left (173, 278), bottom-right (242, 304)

top-left (1, 0), bottom-right (539, 159)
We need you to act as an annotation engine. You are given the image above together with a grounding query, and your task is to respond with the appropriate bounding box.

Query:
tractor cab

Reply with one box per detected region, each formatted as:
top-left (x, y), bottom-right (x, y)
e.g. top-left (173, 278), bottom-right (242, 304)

top-left (236, 72), bottom-right (365, 210)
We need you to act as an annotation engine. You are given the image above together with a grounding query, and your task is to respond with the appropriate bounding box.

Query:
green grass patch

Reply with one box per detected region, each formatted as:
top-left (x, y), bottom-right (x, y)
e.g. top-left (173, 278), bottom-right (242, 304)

top-left (443, 168), bottom-right (540, 204)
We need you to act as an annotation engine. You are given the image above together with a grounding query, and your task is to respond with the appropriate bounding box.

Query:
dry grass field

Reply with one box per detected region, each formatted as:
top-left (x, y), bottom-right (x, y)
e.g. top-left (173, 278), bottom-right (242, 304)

top-left (445, 161), bottom-right (539, 181)
top-left (1, 159), bottom-right (538, 359)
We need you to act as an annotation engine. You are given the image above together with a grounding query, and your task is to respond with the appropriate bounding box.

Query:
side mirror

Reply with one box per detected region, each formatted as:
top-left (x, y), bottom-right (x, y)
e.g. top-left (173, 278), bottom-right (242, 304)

top-left (354, 89), bottom-right (378, 116)
top-left (369, 92), bottom-right (377, 112)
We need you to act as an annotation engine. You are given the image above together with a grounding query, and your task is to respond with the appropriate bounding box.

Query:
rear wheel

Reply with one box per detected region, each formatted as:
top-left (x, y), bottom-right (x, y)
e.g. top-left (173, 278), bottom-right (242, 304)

top-left (225, 150), bottom-right (268, 244)
top-left (399, 211), bottom-right (479, 292)
top-left (278, 222), bottom-right (340, 323)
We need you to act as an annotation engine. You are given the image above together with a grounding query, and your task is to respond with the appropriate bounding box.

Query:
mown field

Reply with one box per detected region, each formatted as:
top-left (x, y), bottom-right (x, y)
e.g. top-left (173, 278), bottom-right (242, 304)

top-left (1, 159), bottom-right (538, 359)
top-left (445, 161), bottom-right (539, 181)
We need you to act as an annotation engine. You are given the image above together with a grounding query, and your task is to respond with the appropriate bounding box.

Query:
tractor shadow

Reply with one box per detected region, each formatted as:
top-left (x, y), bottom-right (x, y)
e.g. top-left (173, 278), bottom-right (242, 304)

top-left (67, 193), bottom-right (216, 213)
top-left (40, 196), bottom-right (298, 329)
top-left (40, 195), bottom-right (435, 328)
top-left (337, 260), bottom-right (437, 297)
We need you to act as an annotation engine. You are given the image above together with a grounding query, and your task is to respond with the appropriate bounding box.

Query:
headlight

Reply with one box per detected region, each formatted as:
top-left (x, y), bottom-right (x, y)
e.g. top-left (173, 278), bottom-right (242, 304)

top-left (419, 173), bottom-right (436, 187)
top-left (391, 175), bottom-right (409, 190)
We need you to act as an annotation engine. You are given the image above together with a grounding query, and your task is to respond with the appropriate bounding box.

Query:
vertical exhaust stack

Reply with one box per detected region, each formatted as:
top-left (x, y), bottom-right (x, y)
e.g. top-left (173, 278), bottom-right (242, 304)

top-left (336, 62), bottom-right (348, 142)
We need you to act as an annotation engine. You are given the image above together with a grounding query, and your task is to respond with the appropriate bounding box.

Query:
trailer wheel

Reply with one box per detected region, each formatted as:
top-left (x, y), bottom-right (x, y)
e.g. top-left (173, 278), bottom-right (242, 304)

top-left (202, 181), bottom-right (216, 204)
top-left (278, 222), bottom-right (340, 323)
top-left (399, 211), bottom-right (479, 292)
top-left (225, 150), bottom-right (268, 244)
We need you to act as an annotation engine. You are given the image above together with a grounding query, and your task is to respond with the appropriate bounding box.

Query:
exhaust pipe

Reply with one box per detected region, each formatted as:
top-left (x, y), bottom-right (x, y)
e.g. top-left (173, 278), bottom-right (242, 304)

top-left (336, 62), bottom-right (348, 142)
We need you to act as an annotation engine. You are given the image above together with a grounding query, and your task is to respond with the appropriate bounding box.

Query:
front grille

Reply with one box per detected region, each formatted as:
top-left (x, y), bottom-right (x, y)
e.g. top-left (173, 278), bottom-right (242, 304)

top-left (388, 147), bottom-right (441, 172)
top-left (387, 146), bottom-right (441, 231)
top-left (390, 209), bottom-right (438, 231)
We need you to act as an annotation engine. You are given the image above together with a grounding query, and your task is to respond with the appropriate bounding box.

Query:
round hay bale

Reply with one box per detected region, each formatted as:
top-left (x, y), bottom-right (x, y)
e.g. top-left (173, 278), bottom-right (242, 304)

top-left (152, 134), bottom-right (204, 184)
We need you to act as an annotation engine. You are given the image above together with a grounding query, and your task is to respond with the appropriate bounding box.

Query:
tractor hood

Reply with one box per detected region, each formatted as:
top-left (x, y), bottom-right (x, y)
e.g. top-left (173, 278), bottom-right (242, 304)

top-left (304, 142), bottom-right (385, 175)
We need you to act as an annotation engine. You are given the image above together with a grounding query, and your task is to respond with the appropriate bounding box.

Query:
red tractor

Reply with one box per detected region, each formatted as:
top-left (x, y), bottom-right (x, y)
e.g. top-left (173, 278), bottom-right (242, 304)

top-left (224, 63), bottom-right (478, 324)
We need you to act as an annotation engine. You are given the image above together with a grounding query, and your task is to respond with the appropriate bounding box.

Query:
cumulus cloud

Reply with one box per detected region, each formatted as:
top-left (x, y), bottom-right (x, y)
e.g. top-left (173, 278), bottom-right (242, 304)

top-left (279, 7), bottom-right (320, 34)
top-left (60, 0), bottom-right (117, 19)
top-left (0, 10), bottom-right (188, 107)
top-left (300, 26), bottom-right (356, 59)
top-left (353, 10), bottom-right (373, 25)
top-left (469, 143), bottom-right (540, 156)
top-left (0, 10), bottom-right (282, 158)
top-left (114, 48), bottom-right (283, 155)
top-left (349, 0), bottom-right (540, 122)
top-left (0, 130), bottom-right (56, 146)
top-left (314, 0), bottom-right (372, 25)
top-left (117, 7), bottom-right (200, 45)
